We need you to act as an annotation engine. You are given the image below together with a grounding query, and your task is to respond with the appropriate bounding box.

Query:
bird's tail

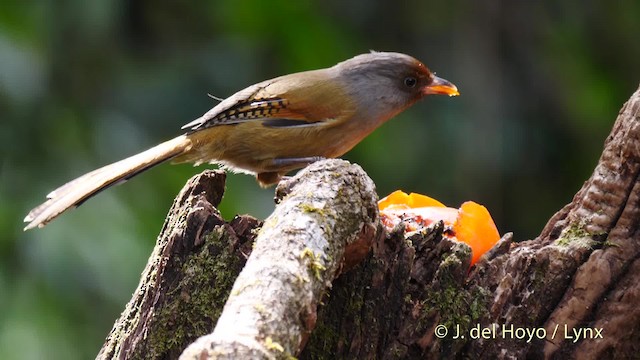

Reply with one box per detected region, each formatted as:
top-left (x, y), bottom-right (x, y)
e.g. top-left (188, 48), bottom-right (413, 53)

top-left (24, 135), bottom-right (192, 230)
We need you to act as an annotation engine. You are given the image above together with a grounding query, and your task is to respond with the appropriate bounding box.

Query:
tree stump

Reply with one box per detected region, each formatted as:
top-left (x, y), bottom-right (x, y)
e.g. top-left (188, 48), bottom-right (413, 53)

top-left (99, 85), bottom-right (640, 359)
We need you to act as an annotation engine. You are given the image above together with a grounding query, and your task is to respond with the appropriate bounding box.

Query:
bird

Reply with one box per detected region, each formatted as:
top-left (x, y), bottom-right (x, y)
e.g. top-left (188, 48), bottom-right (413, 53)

top-left (24, 51), bottom-right (459, 230)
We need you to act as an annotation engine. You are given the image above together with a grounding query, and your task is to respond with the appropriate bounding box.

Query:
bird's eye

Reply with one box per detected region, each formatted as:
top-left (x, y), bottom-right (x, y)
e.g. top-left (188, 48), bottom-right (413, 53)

top-left (404, 76), bottom-right (417, 88)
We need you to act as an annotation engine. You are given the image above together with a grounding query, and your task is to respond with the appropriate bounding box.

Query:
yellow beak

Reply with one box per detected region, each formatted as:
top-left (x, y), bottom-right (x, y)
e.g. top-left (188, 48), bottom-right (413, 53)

top-left (423, 75), bottom-right (460, 97)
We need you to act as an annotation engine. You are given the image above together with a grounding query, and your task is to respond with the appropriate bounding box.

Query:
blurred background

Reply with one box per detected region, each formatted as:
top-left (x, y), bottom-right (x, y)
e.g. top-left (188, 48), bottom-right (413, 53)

top-left (1, 0), bottom-right (639, 358)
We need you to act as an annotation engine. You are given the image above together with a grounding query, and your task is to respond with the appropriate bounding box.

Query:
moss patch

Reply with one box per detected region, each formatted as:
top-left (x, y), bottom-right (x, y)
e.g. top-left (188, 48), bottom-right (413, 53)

top-left (135, 226), bottom-right (247, 359)
top-left (555, 220), bottom-right (603, 249)
top-left (301, 248), bottom-right (327, 280)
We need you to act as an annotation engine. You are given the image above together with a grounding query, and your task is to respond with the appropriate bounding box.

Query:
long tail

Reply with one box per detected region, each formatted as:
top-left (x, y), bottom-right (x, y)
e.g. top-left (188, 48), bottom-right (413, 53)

top-left (24, 135), bottom-right (192, 230)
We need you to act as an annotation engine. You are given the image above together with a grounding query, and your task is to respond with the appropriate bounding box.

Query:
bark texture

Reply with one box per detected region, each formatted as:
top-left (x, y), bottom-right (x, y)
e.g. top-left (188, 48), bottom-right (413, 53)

top-left (98, 160), bottom-right (380, 360)
top-left (100, 86), bottom-right (640, 359)
top-left (98, 170), bottom-right (259, 360)
top-left (301, 85), bottom-right (640, 359)
top-left (180, 160), bottom-right (379, 359)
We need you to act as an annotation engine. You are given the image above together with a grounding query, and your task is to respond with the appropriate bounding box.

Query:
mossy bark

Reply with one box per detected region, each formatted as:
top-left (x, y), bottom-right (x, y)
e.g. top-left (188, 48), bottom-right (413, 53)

top-left (180, 160), bottom-right (379, 359)
top-left (100, 85), bottom-right (640, 359)
top-left (301, 85), bottom-right (640, 359)
top-left (97, 170), bottom-right (259, 359)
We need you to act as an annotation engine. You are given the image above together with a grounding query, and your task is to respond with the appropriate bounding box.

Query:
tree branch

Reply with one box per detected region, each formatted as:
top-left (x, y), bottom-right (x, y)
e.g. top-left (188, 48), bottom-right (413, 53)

top-left (180, 160), bottom-right (379, 359)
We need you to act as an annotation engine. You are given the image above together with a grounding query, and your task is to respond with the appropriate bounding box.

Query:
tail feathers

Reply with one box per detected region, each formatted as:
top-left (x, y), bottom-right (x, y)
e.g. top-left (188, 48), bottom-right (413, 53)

top-left (24, 135), bottom-right (192, 230)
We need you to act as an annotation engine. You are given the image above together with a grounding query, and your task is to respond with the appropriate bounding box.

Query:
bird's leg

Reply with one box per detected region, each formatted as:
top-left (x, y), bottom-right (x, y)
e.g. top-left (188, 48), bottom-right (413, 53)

top-left (269, 156), bottom-right (326, 170)
top-left (256, 172), bottom-right (282, 187)
top-left (256, 156), bottom-right (326, 187)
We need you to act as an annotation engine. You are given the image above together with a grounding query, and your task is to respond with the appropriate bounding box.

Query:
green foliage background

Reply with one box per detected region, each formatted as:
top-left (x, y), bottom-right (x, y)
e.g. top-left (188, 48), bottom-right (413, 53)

top-left (1, 1), bottom-right (638, 358)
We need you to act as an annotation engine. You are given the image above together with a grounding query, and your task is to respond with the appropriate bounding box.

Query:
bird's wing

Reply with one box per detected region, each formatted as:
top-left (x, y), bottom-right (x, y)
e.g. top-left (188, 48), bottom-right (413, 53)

top-left (181, 70), bottom-right (355, 131)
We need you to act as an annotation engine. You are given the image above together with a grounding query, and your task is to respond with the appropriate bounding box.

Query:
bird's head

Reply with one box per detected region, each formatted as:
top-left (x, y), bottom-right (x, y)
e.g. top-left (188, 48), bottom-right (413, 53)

top-left (333, 51), bottom-right (459, 121)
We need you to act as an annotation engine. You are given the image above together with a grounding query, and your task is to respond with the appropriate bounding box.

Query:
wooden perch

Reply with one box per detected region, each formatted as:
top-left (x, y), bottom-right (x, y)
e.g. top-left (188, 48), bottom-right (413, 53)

top-left (97, 160), bottom-right (379, 359)
top-left (99, 85), bottom-right (640, 359)
top-left (98, 170), bottom-right (260, 359)
top-left (180, 160), bottom-right (379, 359)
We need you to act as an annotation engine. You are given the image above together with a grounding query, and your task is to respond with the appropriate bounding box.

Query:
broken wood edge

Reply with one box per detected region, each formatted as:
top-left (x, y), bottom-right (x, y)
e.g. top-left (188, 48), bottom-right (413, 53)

top-left (97, 170), bottom-right (260, 359)
top-left (469, 84), bottom-right (640, 358)
top-left (539, 84), bottom-right (640, 358)
top-left (179, 159), bottom-right (379, 359)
